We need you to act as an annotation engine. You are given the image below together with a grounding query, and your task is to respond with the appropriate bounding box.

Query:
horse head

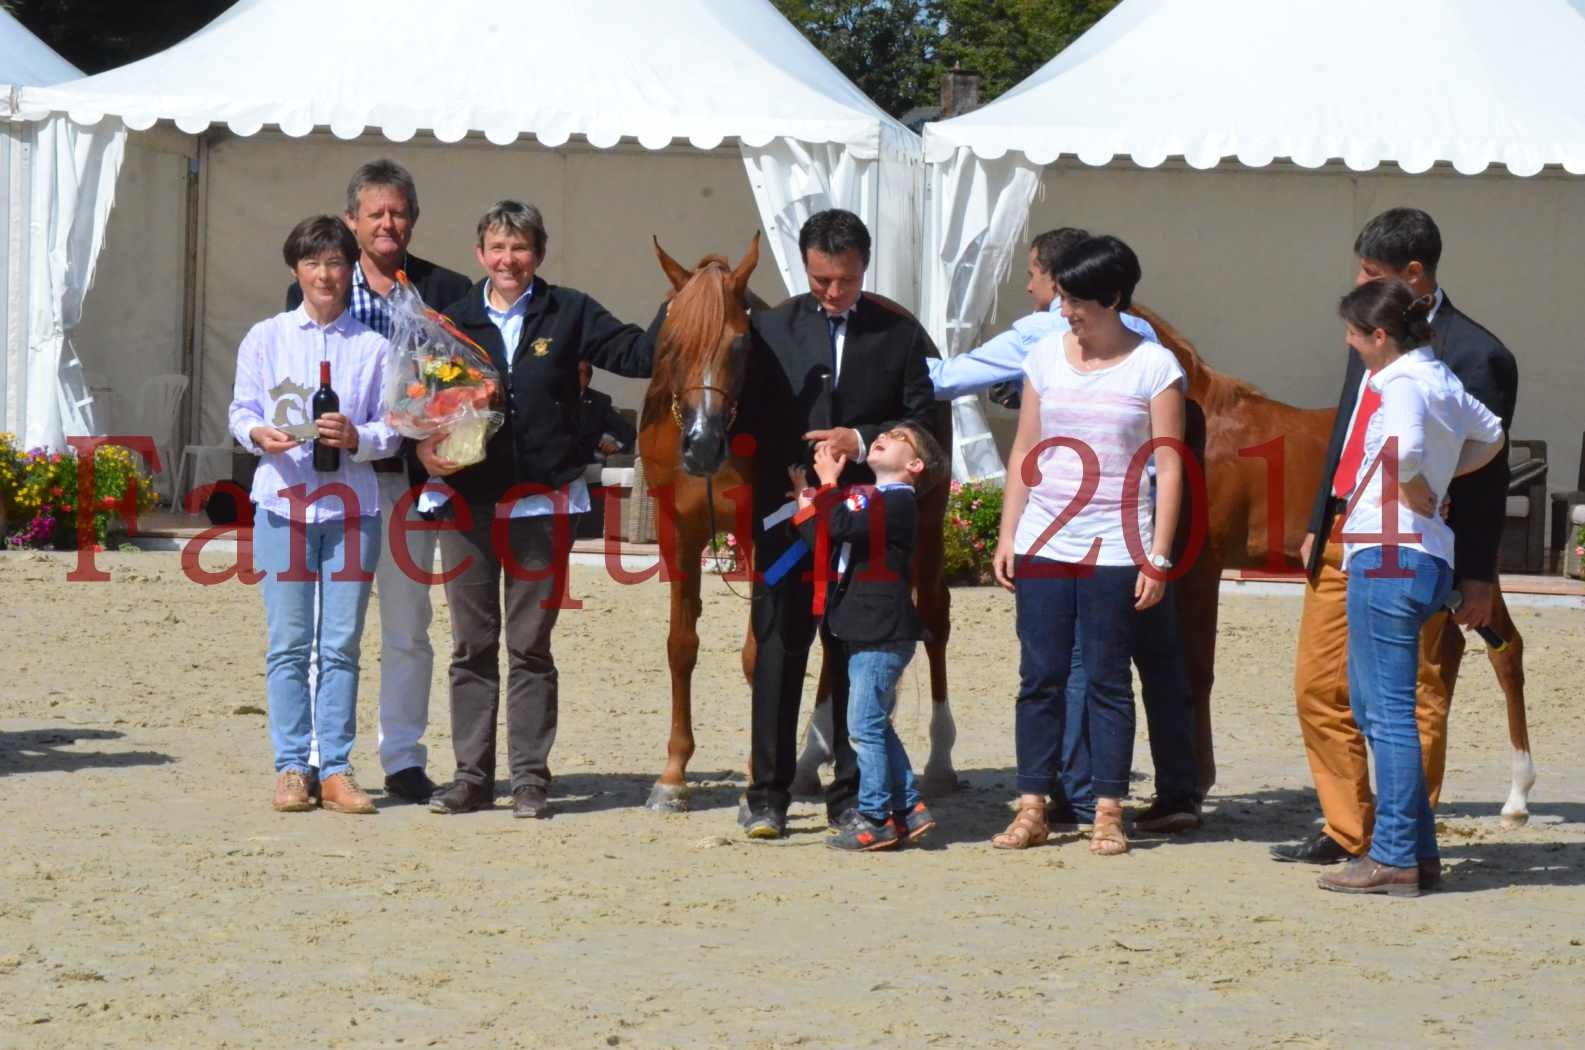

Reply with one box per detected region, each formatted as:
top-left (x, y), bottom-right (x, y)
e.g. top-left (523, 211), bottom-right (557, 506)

top-left (650, 232), bottom-right (760, 477)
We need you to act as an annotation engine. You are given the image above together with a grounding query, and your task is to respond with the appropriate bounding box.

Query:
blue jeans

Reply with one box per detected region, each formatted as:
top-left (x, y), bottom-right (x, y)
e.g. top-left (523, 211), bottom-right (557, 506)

top-left (1347, 545), bottom-right (1453, 869)
top-left (847, 641), bottom-right (922, 821)
top-left (1053, 581), bottom-right (1199, 821)
top-left (1014, 558), bottom-right (1138, 799)
top-left (254, 511), bottom-right (379, 778)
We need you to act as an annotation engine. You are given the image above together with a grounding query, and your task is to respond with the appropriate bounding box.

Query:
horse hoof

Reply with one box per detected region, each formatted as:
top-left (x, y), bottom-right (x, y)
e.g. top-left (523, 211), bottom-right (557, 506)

top-left (1499, 809), bottom-right (1529, 830)
top-left (645, 782), bottom-right (690, 813)
top-left (919, 766), bottom-right (964, 794)
top-left (790, 770), bottom-right (824, 799)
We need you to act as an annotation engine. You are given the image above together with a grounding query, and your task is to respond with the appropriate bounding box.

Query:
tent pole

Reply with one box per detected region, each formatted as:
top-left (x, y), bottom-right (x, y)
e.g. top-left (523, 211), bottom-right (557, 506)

top-left (178, 133), bottom-right (210, 456)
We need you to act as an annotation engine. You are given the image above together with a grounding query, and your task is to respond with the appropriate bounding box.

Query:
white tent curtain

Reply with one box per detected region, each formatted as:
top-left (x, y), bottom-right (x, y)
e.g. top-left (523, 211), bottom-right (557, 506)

top-left (739, 137), bottom-right (873, 299)
top-left (921, 147), bottom-right (1041, 482)
top-left (18, 115), bottom-right (126, 450)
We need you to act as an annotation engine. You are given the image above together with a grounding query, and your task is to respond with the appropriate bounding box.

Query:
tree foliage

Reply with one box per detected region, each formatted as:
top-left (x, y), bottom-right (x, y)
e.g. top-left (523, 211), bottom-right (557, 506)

top-left (772, 0), bottom-right (1121, 117)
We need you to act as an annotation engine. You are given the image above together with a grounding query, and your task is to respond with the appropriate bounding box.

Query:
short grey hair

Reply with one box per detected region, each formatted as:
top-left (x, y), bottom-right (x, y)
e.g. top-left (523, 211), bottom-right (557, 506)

top-left (475, 199), bottom-right (548, 255)
top-left (345, 159), bottom-right (420, 222)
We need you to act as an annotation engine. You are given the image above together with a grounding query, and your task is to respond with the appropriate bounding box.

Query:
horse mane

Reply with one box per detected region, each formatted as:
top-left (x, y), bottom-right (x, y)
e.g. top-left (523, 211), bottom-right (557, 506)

top-left (1128, 301), bottom-right (1265, 413)
top-left (644, 257), bottom-right (735, 424)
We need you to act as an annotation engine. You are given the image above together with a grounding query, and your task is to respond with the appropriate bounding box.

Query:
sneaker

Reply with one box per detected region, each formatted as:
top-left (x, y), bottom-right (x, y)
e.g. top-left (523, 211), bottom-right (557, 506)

top-left (320, 771), bottom-right (376, 815)
top-left (743, 808), bottom-right (786, 841)
top-left (894, 802), bottom-right (937, 842)
top-left (512, 785), bottom-right (551, 819)
top-left (1132, 796), bottom-right (1202, 833)
top-left (429, 780), bottom-right (494, 815)
top-left (826, 814), bottom-right (901, 852)
top-left (272, 770), bottom-right (315, 812)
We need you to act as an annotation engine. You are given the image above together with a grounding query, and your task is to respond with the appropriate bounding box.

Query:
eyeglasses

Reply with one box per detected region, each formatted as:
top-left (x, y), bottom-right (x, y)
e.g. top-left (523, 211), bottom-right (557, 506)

top-left (881, 427), bottom-right (918, 453)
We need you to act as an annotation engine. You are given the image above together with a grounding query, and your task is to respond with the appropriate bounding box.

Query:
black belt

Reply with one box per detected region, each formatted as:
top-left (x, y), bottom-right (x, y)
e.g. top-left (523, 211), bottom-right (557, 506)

top-left (372, 459), bottom-right (404, 474)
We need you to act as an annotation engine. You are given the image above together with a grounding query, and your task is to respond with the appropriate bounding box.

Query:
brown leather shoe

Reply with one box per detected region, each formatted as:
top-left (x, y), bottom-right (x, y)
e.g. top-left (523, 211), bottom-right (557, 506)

top-left (320, 772), bottom-right (376, 815)
top-left (273, 770), bottom-right (315, 812)
top-left (1419, 857), bottom-right (1442, 890)
top-left (1317, 856), bottom-right (1421, 898)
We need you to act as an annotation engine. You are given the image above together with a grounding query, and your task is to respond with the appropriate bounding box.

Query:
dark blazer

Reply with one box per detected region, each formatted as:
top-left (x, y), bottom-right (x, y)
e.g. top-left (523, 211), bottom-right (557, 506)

top-left (285, 253), bottom-right (472, 491)
top-left (437, 277), bottom-right (661, 507)
top-left (745, 293), bottom-right (937, 557)
top-left (794, 483), bottom-right (922, 645)
top-left (576, 385), bottom-right (637, 462)
top-left (1305, 292), bottom-right (1519, 581)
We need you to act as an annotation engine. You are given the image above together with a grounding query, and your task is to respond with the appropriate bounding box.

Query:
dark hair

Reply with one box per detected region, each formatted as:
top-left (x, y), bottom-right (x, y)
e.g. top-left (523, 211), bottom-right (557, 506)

top-left (282, 215), bottom-right (359, 268)
top-left (1354, 207), bottom-right (1441, 276)
top-left (798, 209), bottom-right (871, 267)
top-left (1338, 278), bottom-right (1435, 349)
top-left (476, 199), bottom-right (548, 255)
top-left (1030, 227), bottom-right (1090, 279)
top-left (1052, 234), bottom-right (1141, 311)
top-left (345, 158), bottom-right (420, 222)
top-left (887, 420), bottom-right (948, 494)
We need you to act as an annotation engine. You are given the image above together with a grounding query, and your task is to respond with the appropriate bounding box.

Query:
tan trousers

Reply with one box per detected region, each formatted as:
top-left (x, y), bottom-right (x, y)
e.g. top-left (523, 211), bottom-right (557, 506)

top-left (1292, 533), bottom-right (1465, 855)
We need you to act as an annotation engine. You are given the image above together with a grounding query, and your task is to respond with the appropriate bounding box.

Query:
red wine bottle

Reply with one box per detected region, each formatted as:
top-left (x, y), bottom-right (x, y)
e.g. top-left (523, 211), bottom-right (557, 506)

top-left (312, 360), bottom-right (340, 472)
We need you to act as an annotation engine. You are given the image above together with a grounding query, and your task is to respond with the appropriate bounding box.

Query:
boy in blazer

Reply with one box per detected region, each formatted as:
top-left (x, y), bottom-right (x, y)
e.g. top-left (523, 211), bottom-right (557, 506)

top-left (791, 421), bottom-right (947, 851)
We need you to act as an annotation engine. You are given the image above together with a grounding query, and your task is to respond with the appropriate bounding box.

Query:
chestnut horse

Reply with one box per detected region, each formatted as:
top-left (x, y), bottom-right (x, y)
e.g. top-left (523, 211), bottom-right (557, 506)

top-left (1131, 304), bottom-right (1536, 826)
top-left (637, 233), bottom-right (956, 810)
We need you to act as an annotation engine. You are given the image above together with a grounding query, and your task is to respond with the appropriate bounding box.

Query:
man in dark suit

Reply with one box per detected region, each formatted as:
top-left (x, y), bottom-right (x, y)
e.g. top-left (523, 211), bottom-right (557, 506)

top-left (1275, 207), bottom-right (1519, 874)
top-left (575, 360), bottom-right (637, 463)
top-left (284, 159), bottom-right (470, 806)
top-left (738, 208), bottom-right (936, 839)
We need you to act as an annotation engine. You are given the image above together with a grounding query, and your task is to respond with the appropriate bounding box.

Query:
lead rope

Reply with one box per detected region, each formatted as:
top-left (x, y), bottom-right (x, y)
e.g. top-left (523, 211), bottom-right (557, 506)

top-left (704, 474), bottom-right (751, 602)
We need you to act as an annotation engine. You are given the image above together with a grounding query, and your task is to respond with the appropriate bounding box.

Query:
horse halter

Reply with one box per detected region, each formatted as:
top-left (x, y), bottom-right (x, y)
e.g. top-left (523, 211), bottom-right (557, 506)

top-left (670, 386), bottom-right (739, 431)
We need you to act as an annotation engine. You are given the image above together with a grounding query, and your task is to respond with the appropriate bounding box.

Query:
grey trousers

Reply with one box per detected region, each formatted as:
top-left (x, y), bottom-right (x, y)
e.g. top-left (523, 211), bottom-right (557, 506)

top-left (439, 510), bottom-right (572, 792)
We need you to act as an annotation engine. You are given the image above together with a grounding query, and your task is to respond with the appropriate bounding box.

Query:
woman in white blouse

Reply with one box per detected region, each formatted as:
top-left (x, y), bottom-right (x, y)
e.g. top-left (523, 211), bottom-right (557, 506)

top-left (1318, 279), bottom-right (1503, 898)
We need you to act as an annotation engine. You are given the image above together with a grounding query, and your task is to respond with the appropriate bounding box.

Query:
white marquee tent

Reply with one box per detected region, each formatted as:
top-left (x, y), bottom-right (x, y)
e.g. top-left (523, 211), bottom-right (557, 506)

top-left (923, 0), bottom-right (1585, 487)
top-left (2, 0), bottom-right (921, 457)
top-left (1, 10), bottom-right (88, 451)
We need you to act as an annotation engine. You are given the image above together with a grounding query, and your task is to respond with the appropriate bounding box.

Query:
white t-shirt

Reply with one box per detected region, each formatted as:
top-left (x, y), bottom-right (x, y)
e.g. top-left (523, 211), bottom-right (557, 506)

top-left (1014, 335), bottom-right (1186, 566)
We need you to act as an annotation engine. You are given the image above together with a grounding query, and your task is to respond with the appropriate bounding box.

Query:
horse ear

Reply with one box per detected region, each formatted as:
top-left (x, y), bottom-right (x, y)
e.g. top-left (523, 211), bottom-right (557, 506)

top-left (730, 231), bottom-right (761, 300)
top-left (654, 236), bottom-right (693, 292)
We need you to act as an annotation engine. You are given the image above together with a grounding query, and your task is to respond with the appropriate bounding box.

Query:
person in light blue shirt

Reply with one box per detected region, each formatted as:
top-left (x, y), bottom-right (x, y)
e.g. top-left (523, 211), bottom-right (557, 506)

top-left (928, 227), bottom-right (1158, 404)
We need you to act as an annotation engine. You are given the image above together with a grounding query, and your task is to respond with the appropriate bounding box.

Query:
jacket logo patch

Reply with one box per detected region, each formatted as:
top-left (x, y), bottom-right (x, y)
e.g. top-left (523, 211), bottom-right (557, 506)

top-left (531, 338), bottom-right (552, 357)
top-left (845, 492), bottom-right (868, 513)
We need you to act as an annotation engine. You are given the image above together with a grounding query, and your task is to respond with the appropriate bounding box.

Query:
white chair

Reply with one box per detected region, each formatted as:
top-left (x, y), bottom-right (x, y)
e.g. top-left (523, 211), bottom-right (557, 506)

top-left (127, 374), bottom-right (188, 507)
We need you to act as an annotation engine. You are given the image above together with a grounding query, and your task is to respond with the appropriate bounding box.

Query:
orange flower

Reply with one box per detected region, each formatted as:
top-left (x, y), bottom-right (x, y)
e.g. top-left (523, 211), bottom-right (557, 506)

top-left (407, 382), bottom-right (427, 398)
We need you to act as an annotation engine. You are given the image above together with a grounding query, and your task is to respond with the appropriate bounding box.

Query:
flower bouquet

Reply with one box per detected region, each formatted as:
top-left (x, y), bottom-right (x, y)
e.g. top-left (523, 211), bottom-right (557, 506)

top-left (382, 272), bottom-right (504, 467)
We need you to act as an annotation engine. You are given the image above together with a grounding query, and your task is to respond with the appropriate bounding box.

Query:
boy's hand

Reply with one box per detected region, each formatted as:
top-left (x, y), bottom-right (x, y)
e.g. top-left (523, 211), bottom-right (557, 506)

top-left (788, 465), bottom-right (816, 509)
top-left (813, 443), bottom-right (847, 486)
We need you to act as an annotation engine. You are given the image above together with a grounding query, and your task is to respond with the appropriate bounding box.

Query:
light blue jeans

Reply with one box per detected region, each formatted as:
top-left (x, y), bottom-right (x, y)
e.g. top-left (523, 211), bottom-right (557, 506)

top-left (848, 641), bottom-right (922, 822)
top-left (1347, 545), bottom-right (1453, 869)
top-left (254, 511), bottom-right (379, 778)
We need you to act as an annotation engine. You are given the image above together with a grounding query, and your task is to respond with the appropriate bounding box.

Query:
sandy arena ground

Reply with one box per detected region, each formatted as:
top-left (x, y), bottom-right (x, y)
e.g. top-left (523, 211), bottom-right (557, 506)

top-left (1, 549), bottom-right (1583, 1049)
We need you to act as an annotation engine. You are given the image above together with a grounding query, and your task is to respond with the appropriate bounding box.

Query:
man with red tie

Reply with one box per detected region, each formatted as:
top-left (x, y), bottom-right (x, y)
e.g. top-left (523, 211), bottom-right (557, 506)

top-left (1273, 208), bottom-right (1518, 876)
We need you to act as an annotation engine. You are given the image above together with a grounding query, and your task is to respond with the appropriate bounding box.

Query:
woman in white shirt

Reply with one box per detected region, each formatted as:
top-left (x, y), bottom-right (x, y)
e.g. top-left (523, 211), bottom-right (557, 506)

top-left (990, 235), bottom-right (1189, 857)
top-left (229, 216), bottom-right (399, 815)
top-left (1318, 279), bottom-right (1503, 898)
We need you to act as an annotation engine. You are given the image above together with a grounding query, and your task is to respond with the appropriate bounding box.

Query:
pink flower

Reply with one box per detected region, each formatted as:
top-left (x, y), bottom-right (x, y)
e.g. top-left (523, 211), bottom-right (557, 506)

top-left (1575, 546), bottom-right (1584, 557)
top-left (725, 534), bottom-right (737, 547)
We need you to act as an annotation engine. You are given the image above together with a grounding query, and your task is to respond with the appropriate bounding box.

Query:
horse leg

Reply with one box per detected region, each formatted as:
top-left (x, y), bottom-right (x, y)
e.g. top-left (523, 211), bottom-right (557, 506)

top-left (918, 576), bottom-right (960, 794)
top-left (791, 647), bottom-right (833, 797)
top-left (1486, 590), bottom-right (1535, 828)
top-left (1176, 549), bottom-right (1222, 798)
top-left (647, 554), bottom-right (705, 813)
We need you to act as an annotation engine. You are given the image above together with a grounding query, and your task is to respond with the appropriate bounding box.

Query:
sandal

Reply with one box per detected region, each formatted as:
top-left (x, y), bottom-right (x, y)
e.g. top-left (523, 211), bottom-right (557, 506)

top-left (992, 804), bottom-right (1050, 850)
top-left (1089, 804), bottom-right (1128, 856)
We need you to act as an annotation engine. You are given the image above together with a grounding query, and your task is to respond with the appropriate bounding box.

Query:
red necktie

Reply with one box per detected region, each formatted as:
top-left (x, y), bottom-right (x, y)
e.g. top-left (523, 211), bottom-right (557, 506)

top-left (1332, 379), bottom-right (1382, 499)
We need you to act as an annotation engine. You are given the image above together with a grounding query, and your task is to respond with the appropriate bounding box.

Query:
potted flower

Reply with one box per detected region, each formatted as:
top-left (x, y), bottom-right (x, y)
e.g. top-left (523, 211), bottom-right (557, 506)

top-left (0, 434), bottom-right (157, 550)
top-left (942, 479), bottom-right (1003, 585)
top-left (701, 529), bottom-right (741, 574)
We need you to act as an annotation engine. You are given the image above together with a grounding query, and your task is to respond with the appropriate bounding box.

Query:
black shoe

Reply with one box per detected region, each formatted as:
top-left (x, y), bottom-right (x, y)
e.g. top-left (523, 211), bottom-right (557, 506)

top-left (1133, 795), bottom-right (1203, 834)
top-left (1270, 831), bottom-right (1354, 864)
top-left (1419, 857), bottom-right (1442, 890)
top-left (428, 781), bottom-right (493, 815)
top-left (384, 767), bottom-right (438, 805)
top-left (743, 808), bottom-right (787, 841)
top-left (512, 785), bottom-right (551, 819)
top-left (826, 814), bottom-right (901, 852)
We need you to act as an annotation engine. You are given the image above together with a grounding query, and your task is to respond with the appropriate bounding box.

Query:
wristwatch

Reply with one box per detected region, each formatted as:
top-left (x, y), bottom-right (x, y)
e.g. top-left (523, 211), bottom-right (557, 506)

top-left (1147, 553), bottom-right (1173, 571)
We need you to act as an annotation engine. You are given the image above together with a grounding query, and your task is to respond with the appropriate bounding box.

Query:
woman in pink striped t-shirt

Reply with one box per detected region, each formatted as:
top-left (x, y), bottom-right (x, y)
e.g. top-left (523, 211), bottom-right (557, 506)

top-left (990, 235), bottom-right (1189, 857)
